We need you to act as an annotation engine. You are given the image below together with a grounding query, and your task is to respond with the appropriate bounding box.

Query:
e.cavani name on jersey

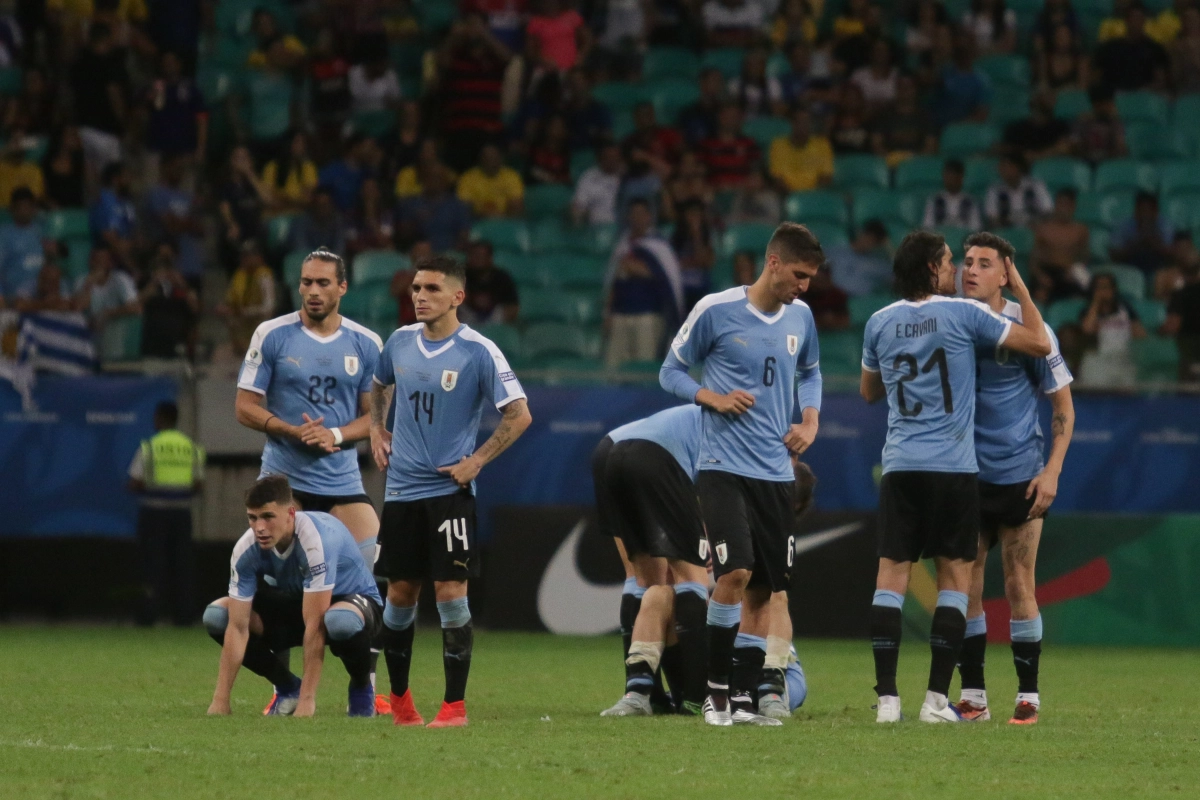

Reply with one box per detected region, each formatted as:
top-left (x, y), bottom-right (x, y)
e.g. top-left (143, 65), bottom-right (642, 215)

top-left (898, 317), bottom-right (938, 338)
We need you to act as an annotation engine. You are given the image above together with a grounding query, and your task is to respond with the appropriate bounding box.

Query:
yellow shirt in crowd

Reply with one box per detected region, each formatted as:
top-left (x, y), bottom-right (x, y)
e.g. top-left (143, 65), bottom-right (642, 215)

top-left (768, 135), bottom-right (834, 193)
top-left (261, 160), bottom-right (318, 206)
top-left (0, 161), bottom-right (45, 207)
top-left (456, 167), bottom-right (524, 216)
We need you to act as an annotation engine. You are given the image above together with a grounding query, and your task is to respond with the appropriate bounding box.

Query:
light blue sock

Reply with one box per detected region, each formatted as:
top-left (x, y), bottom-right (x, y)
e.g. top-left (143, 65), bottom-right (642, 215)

top-left (872, 589), bottom-right (904, 609)
top-left (936, 590), bottom-right (969, 617)
top-left (623, 577), bottom-right (646, 600)
top-left (1010, 615), bottom-right (1043, 642)
top-left (323, 608), bottom-right (364, 640)
top-left (202, 604), bottom-right (228, 637)
top-left (674, 581), bottom-right (708, 600)
top-left (436, 596), bottom-right (471, 629)
top-left (734, 633), bottom-right (767, 652)
top-left (707, 599), bottom-right (741, 628)
top-left (383, 600), bottom-right (416, 631)
top-left (357, 536), bottom-right (377, 565)
top-left (966, 613), bottom-right (987, 638)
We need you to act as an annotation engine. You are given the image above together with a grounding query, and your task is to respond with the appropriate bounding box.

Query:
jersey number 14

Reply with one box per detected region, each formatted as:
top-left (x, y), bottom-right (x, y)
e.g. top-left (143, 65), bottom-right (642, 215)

top-left (440, 518), bottom-right (469, 551)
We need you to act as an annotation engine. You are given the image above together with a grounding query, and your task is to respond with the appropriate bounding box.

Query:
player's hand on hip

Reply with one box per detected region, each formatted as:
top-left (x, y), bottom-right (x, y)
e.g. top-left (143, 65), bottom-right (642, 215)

top-left (207, 699), bottom-right (231, 716)
top-left (784, 421), bottom-right (817, 455)
top-left (298, 413), bottom-right (337, 453)
top-left (370, 425), bottom-right (391, 471)
top-left (1026, 467), bottom-right (1059, 519)
top-left (438, 455), bottom-right (482, 487)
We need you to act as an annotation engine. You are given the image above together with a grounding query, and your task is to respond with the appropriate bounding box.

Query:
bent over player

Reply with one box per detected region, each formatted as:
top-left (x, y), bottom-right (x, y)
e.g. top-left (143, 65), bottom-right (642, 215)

top-left (957, 232), bottom-right (1075, 725)
top-left (369, 256), bottom-right (531, 728)
top-left (860, 231), bottom-right (1051, 723)
top-left (661, 222), bottom-right (824, 727)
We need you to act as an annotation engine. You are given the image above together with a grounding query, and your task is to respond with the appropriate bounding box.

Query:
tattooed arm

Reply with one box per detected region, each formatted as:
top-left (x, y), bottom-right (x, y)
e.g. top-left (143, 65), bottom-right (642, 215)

top-left (1027, 385), bottom-right (1075, 519)
top-left (438, 398), bottom-right (533, 487)
top-left (368, 380), bottom-right (395, 472)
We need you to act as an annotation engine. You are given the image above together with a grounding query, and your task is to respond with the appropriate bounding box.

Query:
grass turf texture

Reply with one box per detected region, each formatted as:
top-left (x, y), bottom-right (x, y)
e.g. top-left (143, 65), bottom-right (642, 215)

top-left (0, 627), bottom-right (1195, 799)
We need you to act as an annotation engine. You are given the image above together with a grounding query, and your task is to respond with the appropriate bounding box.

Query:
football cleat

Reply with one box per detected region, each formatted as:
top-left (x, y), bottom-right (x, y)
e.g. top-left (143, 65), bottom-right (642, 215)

top-left (919, 701), bottom-right (964, 723)
top-left (758, 693), bottom-right (791, 720)
top-left (348, 685), bottom-right (376, 717)
top-left (702, 694), bottom-right (732, 727)
top-left (600, 692), bottom-right (653, 717)
top-left (262, 692), bottom-right (278, 716)
top-left (1008, 701), bottom-right (1039, 725)
top-left (731, 709), bottom-right (784, 726)
top-left (874, 695), bottom-right (902, 723)
top-left (427, 700), bottom-right (468, 728)
top-left (954, 700), bottom-right (991, 721)
top-left (389, 689), bottom-right (425, 726)
top-left (374, 694), bottom-right (393, 716)
top-left (264, 689), bottom-right (300, 716)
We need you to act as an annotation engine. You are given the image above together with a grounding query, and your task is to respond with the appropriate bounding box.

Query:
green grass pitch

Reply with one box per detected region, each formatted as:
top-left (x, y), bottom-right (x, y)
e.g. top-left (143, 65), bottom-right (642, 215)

top-left (1, 627), bottom-right (1196, 799)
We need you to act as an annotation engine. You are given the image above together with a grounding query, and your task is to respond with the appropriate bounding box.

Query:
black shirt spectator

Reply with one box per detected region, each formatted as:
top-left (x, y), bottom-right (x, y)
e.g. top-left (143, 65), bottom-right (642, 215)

top-left (70, 24), bottom-right (129, 136)
top-left (138, 242), bottom-right (199, 359)
top-left (1094, 4), bottom-right (1170, 91)
top-left (43, 126), bottom-right (86, 208)
top-left (461, 240), bottom-right (520, 325)
top-left (1002, 91), bottom-right (1071, 160)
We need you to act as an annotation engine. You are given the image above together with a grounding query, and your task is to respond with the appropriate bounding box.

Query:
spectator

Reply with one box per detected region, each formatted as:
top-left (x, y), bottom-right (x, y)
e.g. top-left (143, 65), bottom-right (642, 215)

top-left (218, 240), bottom-right (276, 356)
top-left (396, 167), bottom-right (473, 252)
top-left (825, 218), bottom-right (892, 296)
top-left (0, 133), bottom-right (44, 208)
top-left (830, 0), bottom-right (881, 74)
top-left (779, 40), bottom-right (833, 113)
top-left (562, 68), bottom-right (614, 151)
top-left (1072, 85), bottom-right (1128, 164)
top-left (438, 14), bottom-right (512, 170)
top-left (729, 47), bottom-right (785, 119)
top-left (1094, 2), bottom-right (1170, 91)
top-left (143, 50), bottom-right (207, 180)
top-left (728, 166), bottom-right (782, 225)
top-left (872, 75), bottom-right (936, 166)
top-left (143, 155), bottom-right (205, 291)
top-left (0, 2), bottom-right (20, 67)
top-left (1147, 0), bottom-right (1191, 44)
top-left (3, 66), bottom-right (55, 136)
top-left (390, 240), bottom-right (433, 326)
top-left (850, 38), bottom-right (900, 115)
top-left (663, 150), bottom-right (716, 219)
top-left (923, 159), bottom-right (983, 230)
top-left (262, 131), bottom-right (319, 214)
top-left (572, 141), bottom-right (623, 225)
top-left (0, 188), bottom-right (46, 303)
top-left (962, 0), bottom-right (1017, 55)
top-left (346, 178), bottom-right (396, 256)
top-left (1157, 230), bottom-right (1200, 299)
top-left (1171, 5), bottom-right (1200, 92)
top-left (390, 100), bottom-right (427, 176)
top-left (733, 249), bottom-right (759, 285)
top-left (702, 0), bottom-right (767, 48)
top-left (395, 139), bottom-right (457, 199)
top-left (42, 126), bottom-right (86, 209)
top-left (457, 142), bottom-right (525, 217)
top-left (1002, 89), bottom-right (1072, 161)
top-left (617, 132), bottom-right (665, 221)
top-left (622, 102), bottom-right (683, 175)
top-left (246, 8), bottom-right (306, 70)
top-left (932, 28), bottom-right (992, 128)
top-left (147, 0), bottom-right (203, 66)
top-left (218, 146), bottom-right (269, 271)
top-left (603, 199), bottom-right (683, 367)
top-left (348, 41), bottom-right (403, 115)
top-left (527, 114), bottom-right (572, 185)
top-left (463, 0), bottom-right (529, 51)
top-left (768, 105), bottom-right (833, 192)
top-left (906, 0), bottom-right (949, 58)
top-left (460, 239), bottom-right (520, 325)
top-left (288, 186), bottom-right (347, 257)
top-left (1075, 272), bottom-right (1146, 388)
top-left (1109, 191), bottom-right (1175, 278)
top-left (591, 0), bottom-right (648, 81)
top-left (1098, 0), bottom-right (1135, 42)
top-left (696, 103), bottom-right (760, 189)
top-left (70, 23), bottom-right (129, 182)
top-left (307, 29), bottom-right (352, 135)
top-left (1037, 22), bottom-right (1089, 91)
top-left (74, 244), bottom-right (139, 341)
top-left (770, 0), bottom-right (818, 47)
top-left (1162, 255), bottom-right (1200, 382)
top-left (137, 241), bottom-right (199, 360)
top-left (678, 68), bottom-right (726, 145)
top-left (1032, 188), bottom-right (1090, 304)
top-left (1032, 0), bottom-right (1082, 54)
top-left (240, 38), bottom-right (299, 164)
top-left (671, 200), bottom-right (716, 310)
top-left (985, 153), bottom-right (1052, 228)
top-left (318, 134), bottom-right (376, 213)
top-left (11, 260), bottom-right (73, 313)
top-left (828, 83), bottom-right (873, 154)
top-left (89, 161), bottom-right (138, 272)
top-left (802, 263), bottom-right (851, 331)
top-left (526, 0), bottom-right (590, 71)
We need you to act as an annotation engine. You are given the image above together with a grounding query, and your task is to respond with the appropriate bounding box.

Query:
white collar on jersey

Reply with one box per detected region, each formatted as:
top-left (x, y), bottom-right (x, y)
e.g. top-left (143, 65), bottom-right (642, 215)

top-left (417, 334), bottom-right (456, 359)
top-left (301, 325), bottom-right (344, 344)
top-left (744, 296), bottom-right (787, 325)
top-left (272, 539), bottom-right (295, 561)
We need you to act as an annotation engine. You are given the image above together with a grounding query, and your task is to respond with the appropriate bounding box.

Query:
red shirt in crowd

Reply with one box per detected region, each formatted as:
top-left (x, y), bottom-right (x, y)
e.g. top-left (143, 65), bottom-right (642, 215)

top-left (696, 134), bottom-right (760, 188)
top-left (526, 9), bottom-right (585, 71)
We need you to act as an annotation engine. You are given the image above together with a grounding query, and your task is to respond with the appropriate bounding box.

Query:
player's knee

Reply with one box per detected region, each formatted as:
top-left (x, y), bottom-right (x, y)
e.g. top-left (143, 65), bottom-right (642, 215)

top-left (202, 603), bottom-right (228, 642)
top-left (436, 596), bottom-right (471, 629)
top-left (324, 608), bottom-right (364, 641)
top-left (641, 584), bottom-right (674, 614)
top-left (718, 569), bottom-right (751, 588)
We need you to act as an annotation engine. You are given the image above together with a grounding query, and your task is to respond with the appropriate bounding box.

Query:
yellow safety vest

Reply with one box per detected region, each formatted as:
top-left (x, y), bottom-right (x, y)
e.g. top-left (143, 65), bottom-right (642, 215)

top-left (141, 429), bottom-right (204, 494)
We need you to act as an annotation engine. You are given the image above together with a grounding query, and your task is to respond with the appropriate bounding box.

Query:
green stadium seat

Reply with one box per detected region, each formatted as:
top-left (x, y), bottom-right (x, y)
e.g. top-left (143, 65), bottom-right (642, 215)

top-left (939, 123), bottom-right (1001, 159)
top-left (524, 184), bottom-right (573, 220)
top-left (592, 82), bottom-right (649, 113)
top-left (471, 219), bottom-right (530, 253)
top-left (883, 220), bottom-right (912, 245)
top-left (893, 156), bottom-right (945, 191)
top-left (1132, 335), bottom-right (1179, 382)
top-left (989, 88), bottom-right (1031, 127)
top-left (1088, 227), bottom-right (1110, 260)
top-left (963, 157), bottom-right (999, 193)
top-left (643, 47), bottom-right (700, 80)
top-left (721, 222), bottom-right (778, 258)
top-left (63, 237), bottom-right (91, 279)
top-left (649, 78), bottom-right (701, 123)
top-left (1173, 94), bottom-right (1200, 127)
top-left (98, 315), bottom-right (142, 363)
top-left (337, 288), bottom-right (373, 320)
top-left (1160, 162), bottom-right (1200, 195)
top-left (1163, 194), bottom-right (1200, 231)
top-left (283, 250), bottom-right (306, 289)
top-left (353, 250), bottom-right (408, 286)
top-left (1094, 160), bottom-right (1158, 193)
top-left (0, 66), bottom-right (21, 95)
top-left (570, 150), bottom-right (597, 182)
top-left (493, 251), bottom-right (545, 287)
top-left (849, 293), bottom-right (894, 327)
top-left (578, 223), bottom-right (621, 255)
top-left (266, 214), bottom-right (296, 252)
top-left (523, 322), bottom-right (592, 359)
top-left (833, 154), bottom-right (888, 189)
top-left (1076, 192), bottom-right (1134, 228)
top-left (1117, 91), bottom-right (1170, 125)
top-left (1125, 123), bottom-right (1193, 161)
top-left (479, 323), bottom-right (521, 360)
top-left (1047, 297), bottom-right (1087, 332)
top-left (815, 330), bottom-right (865, 376)
top-left (43, 208), bottom-right (90, 239)
top-left (852, 188), bottom-right (923, 227)
top-left (784, 190), bottom-right (849, 225)
top-left (805, 220), bottom-right (850, 248)
top-left (1032, 157), bottom-right (1092, 193)
top-left (743, 116), bottom-right (791, 150)
top-left (531, 218), bottom-right (575, 253)
top-left (351, 109), bottom-right (396, 139)
top-left (554, 254), bottom-right (609, 289)
top-left (413, 0), bottom-right (457, 32)
top-left (935, 226), bottom-right (974, 256)
top-left (701, 48), bottom-right (746, 78)
top-left (994, 227), bottom-right (1035, 259)
top-left (612, 110), bottom-right (635, 140)
top-left (520, 288), bottom-right (602, 325)
top-left (975, 55), bottom-right (1031, 88)
top-left (1131, 297), bottom-right (1167, 327)
top-left (1053, 88), bottom-right (1092, 120)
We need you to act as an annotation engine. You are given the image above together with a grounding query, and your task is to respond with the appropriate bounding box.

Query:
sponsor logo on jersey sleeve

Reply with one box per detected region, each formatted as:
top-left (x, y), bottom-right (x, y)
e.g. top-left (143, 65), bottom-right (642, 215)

top-left (246, 348), bottom-right (262, 366)
top-left (498, 370), bottom-right (516, 382)
top-left (673, 322), bottom-right (690, 347)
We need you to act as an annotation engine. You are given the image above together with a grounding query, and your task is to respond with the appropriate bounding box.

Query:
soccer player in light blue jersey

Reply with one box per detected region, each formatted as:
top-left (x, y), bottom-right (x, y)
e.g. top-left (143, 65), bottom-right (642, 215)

top-left (204, 477), bottom-right (384, 718)
top-left (661, 222), bottom-right (825, 727)
top-left (369, 255), bottom-right (531, 728)
top-left (860, 230), bottom-right (1052, 724)
top-left (954, 232), bottom-right (1075, 726)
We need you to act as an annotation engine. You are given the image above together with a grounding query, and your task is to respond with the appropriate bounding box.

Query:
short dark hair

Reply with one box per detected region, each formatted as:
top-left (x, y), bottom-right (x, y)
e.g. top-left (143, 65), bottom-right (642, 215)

top-left (415, 254), bottom-right (467, 285)
top-left (861, 218), bottom-right (888, 242)
top-left (101, 161), bottom-right (125, 185)
top-left (468, 238), bottom-right (494, 255)
top-left (154, 401), bottom-right (178, 427)
top-left (1000, 152), bottom-right (1028, 173)
top-left (1135, 189), bottom-right (1158, 206)
top-left (766, 222), bottom-right (824, 266)
top-left (1055, 187), bottom-right (1078, 201)
top-left (963, 231), bottom-right (1015, 261)
top-left (9, 187), bottom-right (34, 206)
top-left (304, 248), bottom-right (347, 283)
top-left (1088, 84), bottom-right (1115, 105)
top-left (245, 475), bottom-right (294, 509)
top-left (893, 230), bottom-right (947, 301)
top-left (944, 158), bottom-right (965, 174)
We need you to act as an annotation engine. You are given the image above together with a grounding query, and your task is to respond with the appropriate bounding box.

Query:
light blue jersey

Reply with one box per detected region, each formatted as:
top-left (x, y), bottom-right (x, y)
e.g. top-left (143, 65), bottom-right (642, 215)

top-left (238, 312), bottom-right (383, 496)
top-left (373, 323), bottom-right (526, 502)
top-left (975, 299), bottom-right (1073, 485)
top-left (661, 287), bottom-right (822, 482)
top-left (863, 296), bottom-right (1012, 474)
top-left (609, 405), bottom-right (703, 481)
top-left (228, 511), bottom-right (381, 602)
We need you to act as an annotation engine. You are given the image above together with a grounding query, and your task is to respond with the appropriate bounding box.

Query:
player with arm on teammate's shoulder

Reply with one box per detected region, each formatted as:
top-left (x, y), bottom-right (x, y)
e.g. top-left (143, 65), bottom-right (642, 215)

top-left (955, 232), bottom-right (1075, 726)
top-left (369, 255), bottom-right (531, 728)
top-left (234, 248), bottom-right (388, 714)
top-left (661, 222), bottom-right (824, 727)
top-left (204, 476), bottom-right (384, 717)
top-left (860, 231), bottom-right (1050, 724)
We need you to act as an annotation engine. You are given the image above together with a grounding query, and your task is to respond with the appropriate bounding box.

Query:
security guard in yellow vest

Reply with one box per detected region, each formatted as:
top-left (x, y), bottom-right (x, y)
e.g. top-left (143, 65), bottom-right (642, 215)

top-left (128, 401), bottom-right (206, 626)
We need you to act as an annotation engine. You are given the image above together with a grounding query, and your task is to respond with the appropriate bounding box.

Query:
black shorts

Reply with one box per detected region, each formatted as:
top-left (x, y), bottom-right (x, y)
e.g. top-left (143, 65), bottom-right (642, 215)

top-left (291, 489), bottom-right (374, 513)
top-left (591, 436), bottom-right (707, 566)
top-left (878, 471), bottom-right (979, 563)
top-left (696, 470), bottom-right (796, 592)
top-left (979, 479), bottom-right (1040, 548)
top-left (377, 491), bottom-right (479, 582)
top-left (251, 586), bottom-right (383, 650)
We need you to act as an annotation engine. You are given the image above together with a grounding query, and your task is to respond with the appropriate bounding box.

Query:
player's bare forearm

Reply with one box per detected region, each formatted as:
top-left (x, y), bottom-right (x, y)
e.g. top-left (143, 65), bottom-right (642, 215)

top-left (209, 626), bottom-right (248, 715)
top-left (784, 407), bottom-right (819, 455)
top-left (1045, 385), bottom-right (1075, 475)
top-left (235, 389), bottom-right (298, 439)
top-left (860, 369), bottom-right (885, 403)
top-left (369, 382), bottom-right (393, 429)
top-left (472, 398), bottom-right (532, 467)
top-left (296, 622), bottom-right (325, 717)
top-left (1003, 258), bottom-right (1052, 357)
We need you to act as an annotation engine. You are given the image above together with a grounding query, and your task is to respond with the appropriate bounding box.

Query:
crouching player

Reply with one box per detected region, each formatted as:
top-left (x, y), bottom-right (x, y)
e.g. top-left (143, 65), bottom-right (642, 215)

top-left (205, 476), bottom-right (383, 717)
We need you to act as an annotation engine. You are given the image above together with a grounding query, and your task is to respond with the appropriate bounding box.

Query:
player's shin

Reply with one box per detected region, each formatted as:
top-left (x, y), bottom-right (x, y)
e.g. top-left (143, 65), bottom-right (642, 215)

top-left (706, 599), bottom-right (741, 702)
top-left (625, 640), bottom-right (664, 696)
top-left (672, 582), bottom-right (709, 712)
top-left (437, 596), bottom-right (473, 704)
top-left (1010, 615), bottom-right (1042, 707)
top-left (958, 613), bottom-right (988, 707)
top-left (927, 590), bottom-right (969, 708)
top-left (871, 589), bottom-right (904, 698)
top-left (381, 600), bottom-right (417, 697)
top-left (620, 577), bottom-right (645, 664)
top-left (730, 633), bottom-right (767, 713)
top-left (759, 635), bottom-right (789, 700)
top-left (325, 609), bottom-right (371, 691)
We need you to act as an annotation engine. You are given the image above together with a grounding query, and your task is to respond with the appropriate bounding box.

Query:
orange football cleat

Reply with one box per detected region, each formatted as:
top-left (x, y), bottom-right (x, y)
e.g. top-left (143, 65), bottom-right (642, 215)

top-left (375, 694), bottom-right (393, 716)
top-left (426, 700), bottom-right (468, 728)
top-left (1008, 701), bottom-right (1039, 725)
top-left (953, 700), bottom-right (991, 721)
top-left (262, 693), bottom-right (277, 716)
top-left (390, 689), bottom-right (424, 726)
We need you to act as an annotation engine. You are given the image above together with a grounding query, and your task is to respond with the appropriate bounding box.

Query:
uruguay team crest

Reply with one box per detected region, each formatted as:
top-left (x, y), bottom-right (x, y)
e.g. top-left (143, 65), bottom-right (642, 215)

top-left (441, 369), bottom-right (459, 391)
top-left (698, 539), bottom-right (710, 561)
top-left (344, 355), bottom-right (359, 376)
top-left (787, 335), bottom-right (799, 356)
top-left (714, 542), bottom-right (728, 565)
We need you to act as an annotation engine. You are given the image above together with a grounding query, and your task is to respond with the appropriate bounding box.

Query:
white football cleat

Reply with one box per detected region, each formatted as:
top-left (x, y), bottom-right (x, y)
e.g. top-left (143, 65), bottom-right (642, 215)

top-left (919, 701), bottom-right (964, 723)
top-left (702, 695), bottom-right (732, 727)
top-left (731, 709), bottom-right (784, 726)
top-left (875, 695), bottom-right (902, 723)
top-left (599, 692), bottom-right (653, 717)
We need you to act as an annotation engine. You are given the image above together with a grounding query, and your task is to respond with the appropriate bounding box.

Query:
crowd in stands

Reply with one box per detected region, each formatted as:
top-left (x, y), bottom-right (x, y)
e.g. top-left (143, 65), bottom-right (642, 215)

top-left (0, 0), bottom-right (1197, 388)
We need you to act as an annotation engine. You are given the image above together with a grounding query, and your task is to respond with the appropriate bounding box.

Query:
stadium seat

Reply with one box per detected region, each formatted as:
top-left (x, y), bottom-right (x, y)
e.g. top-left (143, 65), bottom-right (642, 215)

top-left (351, 108), bottom-right (396, 139)
top-left (520, 288), bottom-right (601, 325)
top-left (939, 123), bottom-right (1001, 159)
top-left (478, 323), bottom-right (521, 360)
top-left (935, 226), bottom-right (973, 256)
top-left (1159, 162), bottom-right (1200, 195)
top-left (1053, 88), bottom-right (1092, 120)
top-left (743, 116), bottom-right (791, 150)
top-left (1088, 227), bottom-right (1110, 261)
top-left (471, 219), bottom-right (530, 253)
top-left (570, 150), bottom-right (597, 181)
top-left (849, 293), bottom-right (894, 327)
top-left (196, 65), bottom-right (240, 103)
top-left (1163, 194), bottom-right (1200, 232)
top-left (1047, 297), bottom-right (1086, 332)
top-left (893, 156), bottom-right (945, 191)
top-left (721, 222), bottom-right (778, 258)
top-left (643, 47), bottom-right (700, 80)
top-left (266, 214), bottom-right (296, 252)
top-left (413, 0), bottom-right (456, 32)
top-left (852, 189), bottom-right (923, 227)
top-left (1132, 335), bottom-right (1180, 382)
top-left (352, 250), bottom-right (407, 286)
top-left (531, 218), bottom-right (576, 253)
top-left (523, 322), bottom-right (592, 359)
top-left (63, 237), bottom-right (91, 279)
top-left (700, 48), bottom-right (746, 78)
top-left (43, 208), bottom-right (90, 239)
top-left (1097, 262), bottom-right (1152, 300)
top-left (883, 221), bottom-right (912, 246)
top-left (1076, 192), bottom-right (1134, 228)
top-left (975, 55), bottom-right (1031, 88)
top-left (592, 82), bottom-right (649, 113)
top-left (1131, 297), bottom-right (1167, 328)
top-left (1116, 91), bottom-right (1170, 125)
top-left (833, 154), bottom-right (889, 189)
top-left (611, 110), bottom-right (635, 140)
top-left (784, 190), bottom-right (849, 225)
top-left (1094, 160), bottom-right (1158, 193)
top-left (554, 254), bottom-right (609, 290)
top-left (1032, 157), bottom-right (1093, 194)
top-left (1173, 94), bottom-right (1200, 127)
top-left (989, 88), bottom-right (1031, 127)
top-left (494, 250), bottom-right (547, 287)
top-left (963, 157), bottom-right (999, 193)
top-left (994, 227), bottom-right (1035, 260)
top-left (283, 250), bottom-right (306, 289)
top-left (575, 223), bottom-right (621, 255)
top-left (524, 184), bottom-right (573, 220)
top-left (0, 66), bottom-right (21, 95)
top-left (804, 220), bottom-right (850, 248)
top-left (649, 78), bottom-right (701, 122)
top-left (1125, 124), bottom-right (1193, 161)
top-left (814, 330), bottom-right (865, 376)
